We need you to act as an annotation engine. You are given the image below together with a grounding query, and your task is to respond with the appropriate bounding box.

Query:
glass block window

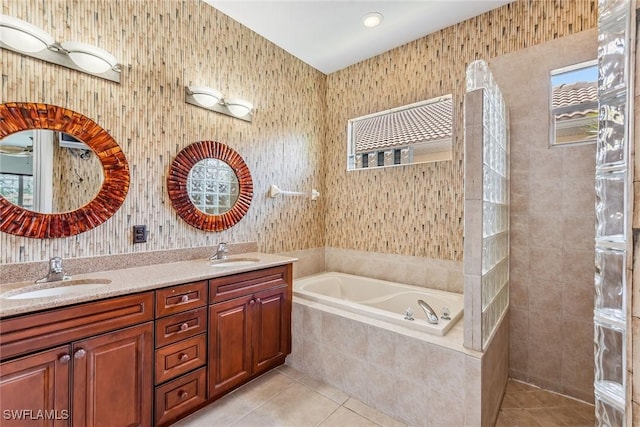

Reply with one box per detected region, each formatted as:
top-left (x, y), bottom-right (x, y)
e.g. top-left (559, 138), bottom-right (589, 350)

top-left (187, 158), bottom-right (239, 215)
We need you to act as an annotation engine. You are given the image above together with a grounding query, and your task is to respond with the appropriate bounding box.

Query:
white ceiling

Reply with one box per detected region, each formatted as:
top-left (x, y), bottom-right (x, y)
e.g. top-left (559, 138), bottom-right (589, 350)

top-left (204, 0), bottom-right (512, 74)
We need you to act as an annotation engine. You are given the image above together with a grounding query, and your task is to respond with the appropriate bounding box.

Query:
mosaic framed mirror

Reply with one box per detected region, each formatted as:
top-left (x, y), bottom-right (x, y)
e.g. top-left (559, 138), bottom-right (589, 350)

top-left (167, 140), bottom-right (253, 231)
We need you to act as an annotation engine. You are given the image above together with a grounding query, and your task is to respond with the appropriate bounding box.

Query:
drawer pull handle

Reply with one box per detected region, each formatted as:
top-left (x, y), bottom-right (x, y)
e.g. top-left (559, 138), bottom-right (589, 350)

top-left (179, 353), bottom-right (189, 362)
top-left (59, 354), bottom-right (71, 363)
top-left (178, 390), bottom-right (189, 400)
top-left (180, 295), bottom-right (189, 303)
top-left (179, 323), bottom-right (189, 331)
top-left (74, 349), bottom-right (86, 359)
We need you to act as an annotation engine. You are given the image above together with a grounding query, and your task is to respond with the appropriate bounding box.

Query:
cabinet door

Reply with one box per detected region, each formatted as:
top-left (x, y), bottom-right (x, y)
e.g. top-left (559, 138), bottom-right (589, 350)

top-left (208, 295), bottom-right (253, 399)
top-left (72, 322), bottom-right (153, 427)
top-left (0, 346), bottom-right (71, 427)
top-left (252, 285), bottom-right (290, 374)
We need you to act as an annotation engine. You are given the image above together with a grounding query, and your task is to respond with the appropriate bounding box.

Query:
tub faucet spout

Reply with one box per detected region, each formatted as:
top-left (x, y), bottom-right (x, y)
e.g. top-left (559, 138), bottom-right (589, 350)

top-left (417, 299), bottom-right (439, 324)
top-left (36, 256), bottom-right (69, 283)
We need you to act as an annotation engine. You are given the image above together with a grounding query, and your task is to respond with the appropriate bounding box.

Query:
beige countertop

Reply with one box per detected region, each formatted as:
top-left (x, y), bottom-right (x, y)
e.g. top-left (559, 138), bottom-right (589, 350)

top-left (0, 252), bottom-right (297, 318)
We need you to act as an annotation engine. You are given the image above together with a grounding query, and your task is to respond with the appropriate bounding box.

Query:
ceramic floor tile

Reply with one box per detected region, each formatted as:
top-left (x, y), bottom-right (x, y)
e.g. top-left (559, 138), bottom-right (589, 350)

top-left (318, 406), bottom-right (379, 427)
top-left (343, 397), bottom-right (407, 427)
top-left (230, 370), bottom-right (294, 410)
top-left (173, 392), bottom-right (255, 427)
top-left (297, 375), bottom-right (350, 404)
top-left (234, 381), bottom-right (340, 427)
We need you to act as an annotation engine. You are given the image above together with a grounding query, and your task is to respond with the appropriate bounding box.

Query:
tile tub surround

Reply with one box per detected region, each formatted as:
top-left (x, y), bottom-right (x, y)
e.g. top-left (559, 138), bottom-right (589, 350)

top-left (288, 296), bottom-right (509, 426)
top-left (324, 247), bottom-right (463, 293)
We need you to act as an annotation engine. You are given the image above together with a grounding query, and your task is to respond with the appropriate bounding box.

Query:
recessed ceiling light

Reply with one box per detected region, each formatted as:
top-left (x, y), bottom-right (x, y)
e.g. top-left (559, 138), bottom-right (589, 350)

top-left (362, 12), bottom-right (383, 28)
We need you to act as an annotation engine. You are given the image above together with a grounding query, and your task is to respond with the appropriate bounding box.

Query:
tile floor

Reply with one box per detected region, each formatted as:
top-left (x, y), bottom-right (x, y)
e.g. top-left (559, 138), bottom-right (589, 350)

top-left (175, 366), bottom-right (595, 427)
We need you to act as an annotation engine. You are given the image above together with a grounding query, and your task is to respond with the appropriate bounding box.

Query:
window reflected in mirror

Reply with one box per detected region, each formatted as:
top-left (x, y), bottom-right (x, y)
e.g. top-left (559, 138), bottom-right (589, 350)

top-left (0, 129), bottom-right (103, 213)
top-left (347, 94), bottom-right (453, 170)
top-left (187, 158), bottom-right (240, 215)
top-left (550, 59), bottom-right (598, 146)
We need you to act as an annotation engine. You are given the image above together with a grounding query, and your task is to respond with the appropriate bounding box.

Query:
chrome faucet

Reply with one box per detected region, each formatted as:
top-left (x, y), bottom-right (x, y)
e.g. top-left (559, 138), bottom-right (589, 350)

top-left (417, 299), bottom-right (439, 324)
top-left (36, 257), bottom-right (70, 283)
top-left (210, 242), bottom-right (228, 260)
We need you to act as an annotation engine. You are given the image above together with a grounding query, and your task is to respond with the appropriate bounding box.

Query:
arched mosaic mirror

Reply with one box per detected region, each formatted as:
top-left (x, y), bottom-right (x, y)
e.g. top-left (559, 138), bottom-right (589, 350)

top-left (167, 141), bottom-right (252, 231)
top-left (0, 102), bottom-right (129, 238)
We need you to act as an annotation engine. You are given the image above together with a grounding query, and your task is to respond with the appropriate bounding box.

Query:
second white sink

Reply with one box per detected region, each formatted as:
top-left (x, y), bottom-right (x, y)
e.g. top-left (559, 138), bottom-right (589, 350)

top-left (210, 257), bottom-right (260, 267)
top-left (1, 279), bottom-right (111, 300)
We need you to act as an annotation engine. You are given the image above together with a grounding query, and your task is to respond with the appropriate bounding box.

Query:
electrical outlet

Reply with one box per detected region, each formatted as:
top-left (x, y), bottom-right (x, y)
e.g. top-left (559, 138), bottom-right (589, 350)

top-left (133, 225), bottom-right (147, 243)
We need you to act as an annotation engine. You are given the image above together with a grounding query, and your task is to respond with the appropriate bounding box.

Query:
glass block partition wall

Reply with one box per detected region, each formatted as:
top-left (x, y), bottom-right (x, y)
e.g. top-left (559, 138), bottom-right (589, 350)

top-left (594, 0), bottom-right (634, 424)
top-left (463, 60), bottom-right (510, 351)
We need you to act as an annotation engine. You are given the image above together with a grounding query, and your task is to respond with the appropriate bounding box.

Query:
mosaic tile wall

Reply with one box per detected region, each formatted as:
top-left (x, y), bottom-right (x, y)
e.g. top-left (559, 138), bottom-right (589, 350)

top-left (324, 0), bottom-right (597, 262)
top-left (1, 0), bottom-right (326, 263)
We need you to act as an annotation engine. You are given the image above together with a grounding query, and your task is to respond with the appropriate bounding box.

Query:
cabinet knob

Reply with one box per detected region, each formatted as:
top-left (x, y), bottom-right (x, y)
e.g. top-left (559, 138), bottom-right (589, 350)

top-left (74, 349), bottom-right (86, 359)
top-left (249, 299), bottom-right (255, 306)
top-left (59, 354), bottom-right (71, 363)
top-left (179, 322), bottom-right (189, 331)
top-left (180, 295), bottom-right (189, 303)
top-left (178, 390), bottom-right (189, 400)
top-left (179, 353), bottom-right (189, 362)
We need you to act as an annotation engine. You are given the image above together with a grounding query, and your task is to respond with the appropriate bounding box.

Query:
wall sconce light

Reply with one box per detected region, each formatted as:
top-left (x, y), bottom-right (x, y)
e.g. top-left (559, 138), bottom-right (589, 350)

top-left (0, 14), bottom-right (121, 83)
top-left (185, 85), bottom-right (253, 123)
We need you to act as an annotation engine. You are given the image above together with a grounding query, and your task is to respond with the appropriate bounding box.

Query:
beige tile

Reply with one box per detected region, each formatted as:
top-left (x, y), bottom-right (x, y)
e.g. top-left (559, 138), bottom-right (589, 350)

top-left (363, 364), bottom-right (398, 419)
top-left (529, 247), bottom-right (563, 283)
top-left (344, 398), bottom-right (406, 427)
top-left (276, 364), bottom-right (305, 381)
top-left (393, 377), bottom-right (428, 426)
top-left (297, 375), bottom-right (350, 404)
top-left (366, 325), bottom-right (397, 367)
top-left (508, 308), bottom-right (529, 372)
top-left (235, 382), bottom-right (340, 427)
top-left (529, 179), bottom-right (563, 215)
top-left (528, 214), bottom-right (564, 249)
top-left (427, 389), bottom-right (464, 426)
top-left (561, 178), bottom-right (595, 215)
top-left (323, 312), bottom-right (368, 359)
top-left (528, 278), bottom-right (562, 313)
top-left (231, 370), bottom-right (295, 410)
top-left (562, 215), bottom-right (595, 251)
top-left (318, 406), bottom-right (378, 427)
top-left (497, 408), bottom-right (543, 426)
top-left (426, 346), bottom-right (465, 401)
top-left (562, 144), bottom-right (596, 179)
top-left (174, 391), bottom-right (255, 426)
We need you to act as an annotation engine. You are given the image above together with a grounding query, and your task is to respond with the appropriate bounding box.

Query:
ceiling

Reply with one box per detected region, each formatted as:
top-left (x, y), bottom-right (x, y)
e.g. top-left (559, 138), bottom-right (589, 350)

top-left (204, 0), bottom-right (512, 74)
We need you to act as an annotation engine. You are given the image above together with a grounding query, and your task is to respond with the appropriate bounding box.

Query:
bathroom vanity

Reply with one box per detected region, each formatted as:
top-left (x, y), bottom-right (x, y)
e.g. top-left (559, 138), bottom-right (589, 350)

top-left (0, 254), bottom-right (294, 427)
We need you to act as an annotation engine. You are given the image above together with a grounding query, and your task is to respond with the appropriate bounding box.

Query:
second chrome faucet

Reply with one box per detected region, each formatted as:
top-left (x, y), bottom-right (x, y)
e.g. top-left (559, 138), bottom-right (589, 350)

top-left (210, 242), bottom-right (228, 261)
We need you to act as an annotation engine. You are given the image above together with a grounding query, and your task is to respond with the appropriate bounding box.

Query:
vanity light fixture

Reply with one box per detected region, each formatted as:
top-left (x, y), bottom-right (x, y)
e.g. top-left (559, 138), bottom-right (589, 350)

top-left (362, 12), bottom-right (383, 28)
top-left (60, 41), bottom-right (120, 74)
top-left (0, 14), bottom-right (121, 83)
top-left (185, 85), bottom-right (254, 123)
top-left (0, 14), bottom-right (55, 53)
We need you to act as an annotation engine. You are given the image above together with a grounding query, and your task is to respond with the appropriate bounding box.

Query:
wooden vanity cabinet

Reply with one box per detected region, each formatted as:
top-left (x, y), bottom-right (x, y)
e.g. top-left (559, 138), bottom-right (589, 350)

top-left (153, 281), bottom-right (208, 427)
top-left (0, 292), bottom-right (154, 427)
top-left (208, 265), bottom-right (292, 399)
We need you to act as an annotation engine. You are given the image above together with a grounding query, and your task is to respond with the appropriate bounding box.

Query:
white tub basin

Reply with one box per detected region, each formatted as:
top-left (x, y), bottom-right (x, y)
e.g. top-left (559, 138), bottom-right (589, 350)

top-left (1, 278), bottom-right (111, 300)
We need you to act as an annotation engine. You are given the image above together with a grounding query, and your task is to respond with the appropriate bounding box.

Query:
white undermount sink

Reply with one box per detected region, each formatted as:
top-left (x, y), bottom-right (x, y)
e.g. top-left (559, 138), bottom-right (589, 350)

top-left (1, 278), bottom-right (111, 300)
top-left (209, 257), bottom-right (260, 267)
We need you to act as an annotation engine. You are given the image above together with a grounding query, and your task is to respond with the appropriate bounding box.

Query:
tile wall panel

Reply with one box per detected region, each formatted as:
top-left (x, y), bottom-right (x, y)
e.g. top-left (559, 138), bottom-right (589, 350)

top-left (1, 0), bottom-right (326, 263)
top-left (324, 0), bottom-right (596, 262)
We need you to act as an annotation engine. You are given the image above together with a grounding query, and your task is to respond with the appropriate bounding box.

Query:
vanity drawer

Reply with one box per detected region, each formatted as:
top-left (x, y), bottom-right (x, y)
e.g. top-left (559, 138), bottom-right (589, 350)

top-left (156, 281), bottom-right (207, 317)
top-left (155, 307), bottom-right (207, 348)
top-left (155, 367), bottom-right (207, 427)
top-left (209, 266), bottom-right (288, 303)
top-left (155, 334), bottom-right (207, 384)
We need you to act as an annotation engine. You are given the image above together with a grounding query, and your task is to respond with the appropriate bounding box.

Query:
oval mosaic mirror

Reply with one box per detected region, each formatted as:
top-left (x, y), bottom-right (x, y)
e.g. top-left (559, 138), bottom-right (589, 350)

top-left (0, 102), bottom-right (130, 238)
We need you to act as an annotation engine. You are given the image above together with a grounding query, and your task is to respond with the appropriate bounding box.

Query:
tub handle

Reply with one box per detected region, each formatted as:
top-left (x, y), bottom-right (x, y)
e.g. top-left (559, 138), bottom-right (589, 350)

top-left (404, 307), bottom-right (414, 321)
